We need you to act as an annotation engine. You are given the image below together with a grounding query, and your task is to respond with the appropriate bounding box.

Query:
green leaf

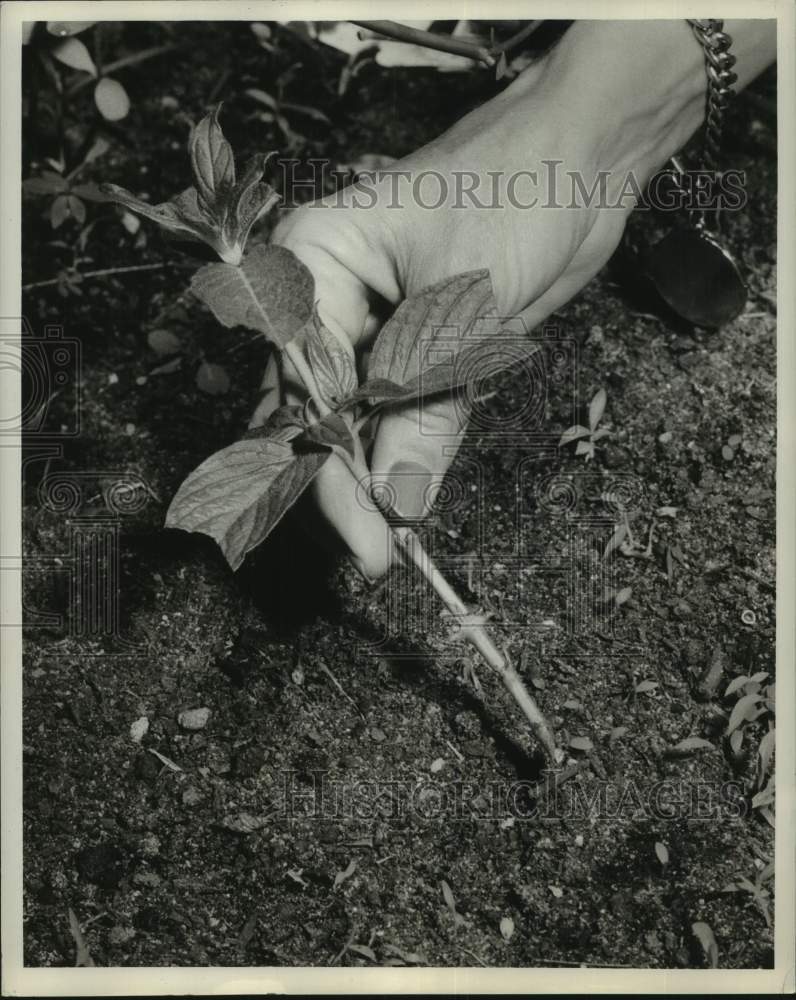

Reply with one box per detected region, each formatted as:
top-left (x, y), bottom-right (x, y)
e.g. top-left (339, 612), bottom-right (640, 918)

top-left (51, 37), bottom-right (97, 76)
top-left (244, 404), bottom-right (307, 444)
top-left (223, 152), bottom-right (279, 254)
top-left (190, 104), bottom-right (235, 210)
top-left (190, 244), bottom-right (315, 346)
top-left (166, 437), bottom-right (328, 570)
top-left (305, 310), bottom-right (357, 407)
top-left (102, 182), bottom-right (220, 249)
top-left (94, 77), bottom-right (130, 121)
top-left (47, 21), bottom-right (95, 36)
top-left (559, 425), bottom-right (591, 447)
top-left (347, 943), bottom-right (376, 962)
top-left (589, 387), bottom-right (607, 430)
top-left (23, 171), bottom-right (68, 196)
top-left (296, 413), bottom-right (355, 459)
top-left (691, 921), bottom-right (719, 968)
top-left (367, 269), bottom-right (503, 394)
top-left (665, 736), bottom-right (715, 757)
top-left (50, 194), bottom-right (71, 229)
top-left (342, 378), bottom-right (416, 406)
top-left (603, 521), bottom-right (627, 560)
top-left (726, 692), bottom-right (762, 735)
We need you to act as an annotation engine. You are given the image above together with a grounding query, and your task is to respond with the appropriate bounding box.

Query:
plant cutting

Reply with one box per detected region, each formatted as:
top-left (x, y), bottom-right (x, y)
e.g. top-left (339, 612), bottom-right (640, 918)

top-left (103, 106), bottom-right (558, 762)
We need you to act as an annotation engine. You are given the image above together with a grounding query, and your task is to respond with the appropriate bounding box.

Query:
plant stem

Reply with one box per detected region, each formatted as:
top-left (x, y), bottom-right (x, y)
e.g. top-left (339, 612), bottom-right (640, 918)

top-left (284, 336), bottom-right (557, 758)
top-left (66, 43), bottom-right (182, 97)
top-left (390, 522), bottom-right (558, 761)
top-left (22, 262), bottom-right (172, 292)
top-left (350, 20), bottom-right (495, 67)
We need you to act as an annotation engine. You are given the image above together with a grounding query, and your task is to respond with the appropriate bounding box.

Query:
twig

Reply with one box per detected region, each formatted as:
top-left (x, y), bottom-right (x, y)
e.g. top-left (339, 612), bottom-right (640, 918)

top-left (493, 20), bottom-right (545, 54)
top-left (22, 262), bottom-right (172, 292)
top-left (351, 20), bottom-right (495, 67)
top-left (66, 43), bottom-right (182, 97)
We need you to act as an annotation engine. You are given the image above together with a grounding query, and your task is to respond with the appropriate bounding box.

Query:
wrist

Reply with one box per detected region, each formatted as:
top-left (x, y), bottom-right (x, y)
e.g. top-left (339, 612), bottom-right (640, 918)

top-left (531, 20), bottom-right (706, 184)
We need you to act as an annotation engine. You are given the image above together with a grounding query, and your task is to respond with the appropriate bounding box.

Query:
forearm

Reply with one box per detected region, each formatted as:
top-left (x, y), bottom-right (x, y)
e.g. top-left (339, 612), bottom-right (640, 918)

top-left (521, 19), bottom-right (777, 182)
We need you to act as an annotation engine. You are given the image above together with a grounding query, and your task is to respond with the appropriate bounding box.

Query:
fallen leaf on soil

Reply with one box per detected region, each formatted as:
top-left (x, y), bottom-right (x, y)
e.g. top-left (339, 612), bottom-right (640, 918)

top-left (68, 908), bottom-right (95, 967)
top-left (549, 885), bottom-right (563, 898)
top-left (347, 942), bottom-right (377, 961)
top-left (383, 942), bottom-right (427, 964)
top-left (333, 858), bottom-right (358, 889)
top-left (692, 921), bottom-right (719, 968)
top-left (568, 736), bottom-right (593, 752)
top-left (147, 748), bottom-right (182, 772)
top-left (220, 812), bottom-right (269, 834)
top-left (500, 916), bottom-right (515, 941)
top-left (655, 841), bottom-right (669, 865)
top-left (664, 736), bottom-right (715, 758)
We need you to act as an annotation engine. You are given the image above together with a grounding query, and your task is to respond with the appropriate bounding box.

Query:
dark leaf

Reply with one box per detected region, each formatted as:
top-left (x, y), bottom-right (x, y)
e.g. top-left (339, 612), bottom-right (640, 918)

top-left (70, 182), bottom-right (110, 203)
top-left (223, 153), bottom-right (279, 254)
top-left (305, 310), bottom-right (357, 406)
top-left (147, 328), bottom-right (182, 357)
top-left (296, 413), bottom-right (355, 459)
top-left (166, 437), bottom-right (328, 570)
top-left (190, 244), bottom-right (315, 346)
top-left (367, 269), bottom-right (503, 393)
top-left (343, 378), bottom-right (416, 406)
top-left (23, 171), bottom-right (68, 196)
top-left (244, 404), bottom-right (307, 443)
top-left (190, 104), bottom-right (235, 210)
top-left (195, 361), bottom-right (230, 395)
top-left (67, 195), bottom-right (86, 226)
top-left (50, 195), bottom-right (70, 229)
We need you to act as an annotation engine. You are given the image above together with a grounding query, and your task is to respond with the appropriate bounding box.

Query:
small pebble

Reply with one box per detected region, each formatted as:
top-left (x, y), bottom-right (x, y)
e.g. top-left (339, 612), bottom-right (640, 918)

top-left (722, 444), bottom-right (734, 461)
top-left (129, 716), bottom-right (149, 743)
top-left (370, 727), bottom-right (386, 743)
top-left (658, 431), bottom-right (673, 444)
top-left (182, 786), bottom-right (204, 807)
top-left (135, 375), bottom-right (147, 386)
top-left (178, 707), bottom-right (211, 731)
top-left (430, 757), bottom-right (445, 773)
top-left (124, 422), bottom-right (136, 436)
top-left (107, 373), bottom-right (119, 385)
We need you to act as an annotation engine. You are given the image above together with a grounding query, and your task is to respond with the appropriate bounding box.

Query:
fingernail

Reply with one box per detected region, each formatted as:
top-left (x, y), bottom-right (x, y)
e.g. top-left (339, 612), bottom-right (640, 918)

top-left (388, 460), bottom-right (433, 519)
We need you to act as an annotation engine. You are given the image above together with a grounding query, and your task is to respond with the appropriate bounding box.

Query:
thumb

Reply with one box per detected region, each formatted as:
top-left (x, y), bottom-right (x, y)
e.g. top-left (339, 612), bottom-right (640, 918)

top-left (370, 392), bottom-right (469, 522)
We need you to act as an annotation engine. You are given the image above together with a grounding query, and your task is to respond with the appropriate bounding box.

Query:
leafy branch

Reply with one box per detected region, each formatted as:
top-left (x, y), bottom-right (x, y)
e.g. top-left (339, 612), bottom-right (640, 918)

top-left (103, 107), bottom-right (558, 761)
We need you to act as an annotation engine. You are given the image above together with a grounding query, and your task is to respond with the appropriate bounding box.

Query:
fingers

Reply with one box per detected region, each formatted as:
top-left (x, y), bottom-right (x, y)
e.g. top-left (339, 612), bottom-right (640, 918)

top-left (370, 392), bottom-right (469, 521)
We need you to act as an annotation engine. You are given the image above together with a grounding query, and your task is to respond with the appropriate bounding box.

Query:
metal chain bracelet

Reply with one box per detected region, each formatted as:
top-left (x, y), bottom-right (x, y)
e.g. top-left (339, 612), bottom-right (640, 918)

top-left (685, 19), bottom-right (739, 227)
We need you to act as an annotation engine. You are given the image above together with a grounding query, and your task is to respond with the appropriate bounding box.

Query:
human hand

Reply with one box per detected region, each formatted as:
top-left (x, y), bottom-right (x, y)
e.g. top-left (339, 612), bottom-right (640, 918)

top-left (252, 19), bottom-right (773, 580)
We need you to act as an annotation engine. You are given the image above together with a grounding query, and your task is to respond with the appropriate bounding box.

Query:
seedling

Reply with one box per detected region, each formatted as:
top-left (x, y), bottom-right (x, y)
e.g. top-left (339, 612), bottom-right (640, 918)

top-left (103, 107), bottom-right (558, 761)
top-left (559, 387), bottom-right (610, 462)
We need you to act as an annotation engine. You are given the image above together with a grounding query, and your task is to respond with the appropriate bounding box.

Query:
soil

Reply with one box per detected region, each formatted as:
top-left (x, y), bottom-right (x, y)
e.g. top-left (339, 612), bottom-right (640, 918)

top-left (20, 21), bottom-right (777, 969)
